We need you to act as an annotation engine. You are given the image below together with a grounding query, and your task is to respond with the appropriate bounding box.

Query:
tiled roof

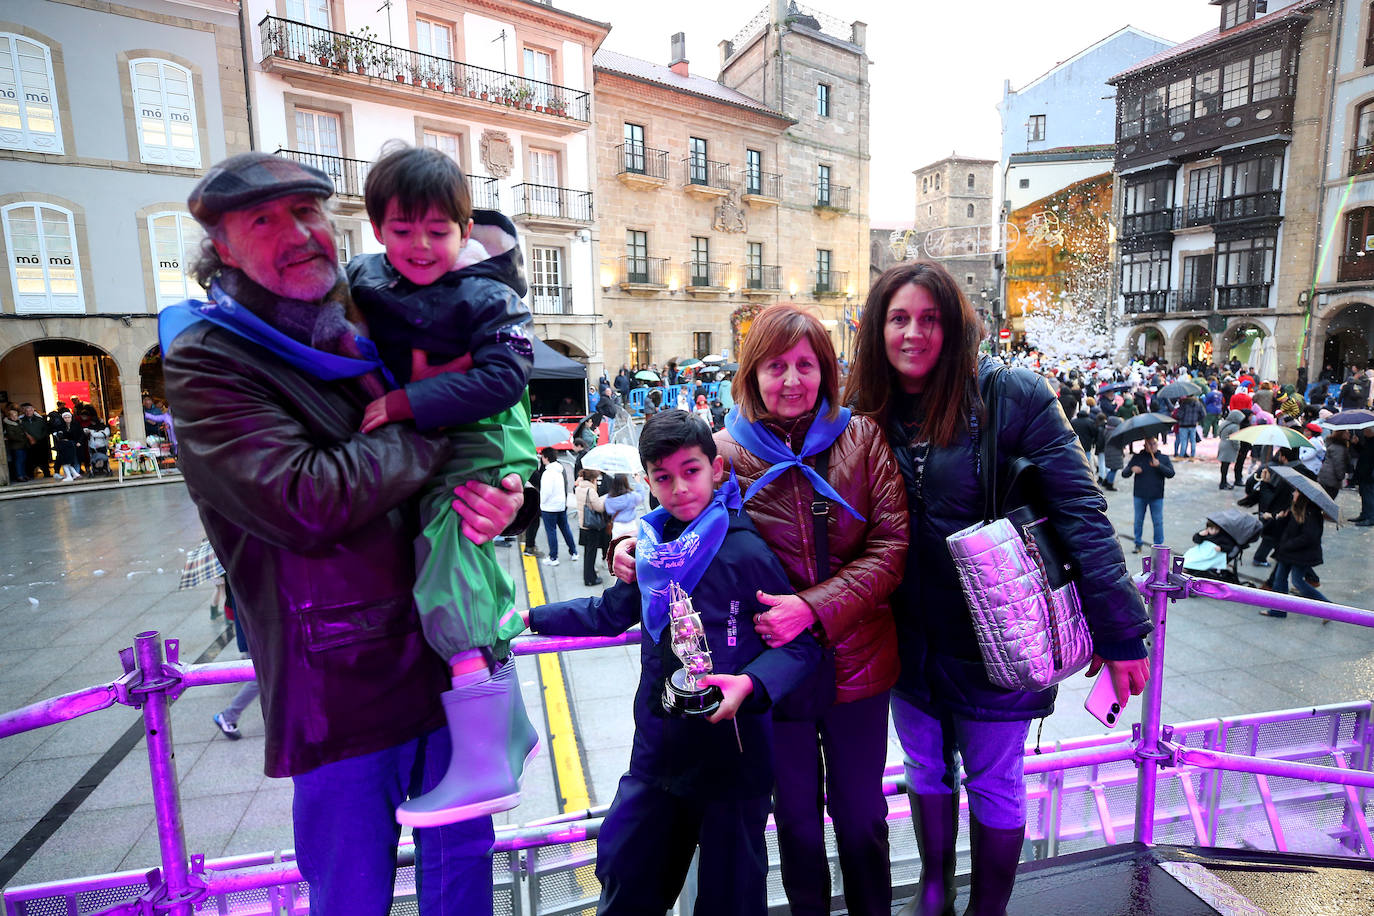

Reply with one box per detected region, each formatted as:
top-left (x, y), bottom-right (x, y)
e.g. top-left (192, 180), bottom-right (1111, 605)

top-left (593, 48), bottom-right (792, 121)
top-left (1109, 0), bottom-right (1323, 83)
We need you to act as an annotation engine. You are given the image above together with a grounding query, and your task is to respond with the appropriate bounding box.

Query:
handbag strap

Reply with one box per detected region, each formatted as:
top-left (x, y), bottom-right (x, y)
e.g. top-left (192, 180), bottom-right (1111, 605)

top-left (979, 367), bottom-right (1004, 523)
top-left (811, 448), bottom-right (832, 584)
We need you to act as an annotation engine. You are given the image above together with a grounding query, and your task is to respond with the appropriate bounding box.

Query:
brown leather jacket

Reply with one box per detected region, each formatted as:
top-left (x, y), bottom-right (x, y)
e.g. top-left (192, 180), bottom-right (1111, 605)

top-left (716, 412), bottom-right (907, 703)
top-left (163, 280), bottom-right (454, 778)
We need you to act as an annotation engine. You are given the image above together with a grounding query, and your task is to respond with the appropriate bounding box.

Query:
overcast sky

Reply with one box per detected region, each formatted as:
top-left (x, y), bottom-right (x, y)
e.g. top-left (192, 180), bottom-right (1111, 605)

top-left (563, 0), bottom-right (1222, 223)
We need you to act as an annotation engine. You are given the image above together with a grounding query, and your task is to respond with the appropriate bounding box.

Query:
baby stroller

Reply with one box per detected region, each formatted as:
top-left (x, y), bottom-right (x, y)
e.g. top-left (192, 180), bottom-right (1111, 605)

top-left (1183, 508), bottom-right (1263, 584)
top-left (86, 425), bottom-right (112, 477)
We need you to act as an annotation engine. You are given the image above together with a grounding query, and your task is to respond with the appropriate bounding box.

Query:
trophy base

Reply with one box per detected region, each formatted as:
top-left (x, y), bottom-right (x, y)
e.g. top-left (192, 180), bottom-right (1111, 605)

top-left (662, 668), bottom-right (722, 717)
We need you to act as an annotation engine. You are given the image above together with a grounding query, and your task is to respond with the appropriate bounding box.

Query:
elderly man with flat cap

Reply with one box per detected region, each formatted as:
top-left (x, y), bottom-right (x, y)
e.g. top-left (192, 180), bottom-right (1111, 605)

top-left (159, 152), bottom-right (524, 914)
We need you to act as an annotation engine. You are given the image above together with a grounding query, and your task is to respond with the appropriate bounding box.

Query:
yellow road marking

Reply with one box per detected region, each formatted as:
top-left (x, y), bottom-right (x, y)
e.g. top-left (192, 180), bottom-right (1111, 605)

top-left (522, 552), bottom-right (591, 812)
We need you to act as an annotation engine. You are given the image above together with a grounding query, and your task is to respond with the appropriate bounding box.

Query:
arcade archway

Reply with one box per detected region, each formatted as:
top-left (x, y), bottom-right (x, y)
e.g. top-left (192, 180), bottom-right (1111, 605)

top-left (0, 338), bottom-right (123, 426)
top-left (1128, 325), bottom-right (1165, 362)
top-left (1318, 303), bottom-right (1373, 378)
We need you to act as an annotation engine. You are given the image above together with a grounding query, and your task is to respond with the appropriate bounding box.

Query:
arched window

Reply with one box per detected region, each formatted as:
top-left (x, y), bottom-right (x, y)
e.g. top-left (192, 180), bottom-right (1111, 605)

top-left (0, 33), bottom-right (63, 154)
top-left (130, 58), bottom-right (200, 167)
top-left (147, 211), bottom-right (201, 309)
top-left (967, 172), bottom-right (975, 189)
top-left (967, 203), bottom-right (975, 218)
top-left (2, 202), bottom-right (83, 313)
top-left (934, 173), bottom-right (941, 190)
top-left (1354, 99), bottom-right (1374, 176)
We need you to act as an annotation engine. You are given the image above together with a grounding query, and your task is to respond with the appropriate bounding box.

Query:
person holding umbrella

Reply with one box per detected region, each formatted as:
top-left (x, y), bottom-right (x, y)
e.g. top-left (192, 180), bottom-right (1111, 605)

top-left (1121, 435), bottom-right (1175, 554)
top-left (1217, 409), bottom-right (1244, 489)
top-left (1260, 478), bottom-right (1335, 617)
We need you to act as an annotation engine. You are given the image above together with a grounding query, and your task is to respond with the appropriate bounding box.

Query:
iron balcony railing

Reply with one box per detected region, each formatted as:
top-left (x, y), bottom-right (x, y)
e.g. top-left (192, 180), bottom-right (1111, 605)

top-left (682, 157), bottom-right (732, 190)
top-left (469, 174), bottom-right (499, 211)
top-left (746, 264), bottom-right (781, 290)
top-left (1217, 190), bottom-right (1281, 223)
top-left (619, 255), bottom-right (668, 286)
top-left (1216, 283), bottom-right (1271, 310)
top-left (1122, 208), bottom-right (1175, 236)
top-left (1338, 253), bottom-right (1374, 282)
top-left (684, 260), bottom-right (731, 288)
top-left (1169, 288), bottom-right (1213, 312)
top-left (1174, 201), bottom-right (1217, 229)
top-left (1123, 290), bottom-right (1169, 314)
top-left (743, 170), bottom-right (781, 198)
top-left (510, 184), bottom-right (593, 223)
top-left (812, 269), bottom-right (849, 296)
top-left (617, 142), bottom-right (669, 181)
top-left (529, 285), bottom-right (573, 316)
top-left (258, 16), bottom-right (590, 121)
top-left (274, 148), bottom-right (369, 198)
top-left (815, 183), bottom-right (851, 210)
top-left (1351, 145), bottom-right (1374, 176)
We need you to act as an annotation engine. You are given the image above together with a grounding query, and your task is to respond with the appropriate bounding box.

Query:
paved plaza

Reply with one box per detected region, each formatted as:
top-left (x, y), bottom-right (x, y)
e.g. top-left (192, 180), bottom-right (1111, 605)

top-left (0, 452), bottom-right (1372, 894)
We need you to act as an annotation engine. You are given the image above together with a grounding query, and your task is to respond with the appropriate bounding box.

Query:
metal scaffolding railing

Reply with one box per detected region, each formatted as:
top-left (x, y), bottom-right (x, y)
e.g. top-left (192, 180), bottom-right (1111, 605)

top-left (3, 545), bottom-right (1374, 915)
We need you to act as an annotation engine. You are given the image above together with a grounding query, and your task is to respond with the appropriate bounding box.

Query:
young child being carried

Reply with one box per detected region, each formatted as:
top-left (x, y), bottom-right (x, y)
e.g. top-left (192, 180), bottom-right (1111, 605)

top-left (520, 410), bottom-right (822, 916)
top-left (346, 143), bottom-right (539, 826)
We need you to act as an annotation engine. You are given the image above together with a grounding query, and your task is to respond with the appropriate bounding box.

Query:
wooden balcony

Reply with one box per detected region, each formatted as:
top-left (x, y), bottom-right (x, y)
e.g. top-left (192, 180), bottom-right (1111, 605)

top-left (1338, 253), bottom-right (1374, 283)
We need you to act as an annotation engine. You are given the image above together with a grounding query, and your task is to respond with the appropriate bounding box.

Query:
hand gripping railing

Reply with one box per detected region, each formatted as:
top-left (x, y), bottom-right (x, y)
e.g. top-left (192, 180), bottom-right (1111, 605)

top-left (4, 546), bottom-right (1374, 914)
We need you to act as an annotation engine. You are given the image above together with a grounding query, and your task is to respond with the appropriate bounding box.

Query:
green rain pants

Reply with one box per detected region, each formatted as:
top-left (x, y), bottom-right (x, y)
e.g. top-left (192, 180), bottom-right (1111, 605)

top-left (412, 393), bottom-right (537, 663)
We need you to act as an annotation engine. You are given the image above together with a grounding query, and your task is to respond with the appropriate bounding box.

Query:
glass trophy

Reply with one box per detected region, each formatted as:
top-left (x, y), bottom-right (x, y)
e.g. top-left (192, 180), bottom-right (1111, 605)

top-left (661, 581), bottom-right (722, 717)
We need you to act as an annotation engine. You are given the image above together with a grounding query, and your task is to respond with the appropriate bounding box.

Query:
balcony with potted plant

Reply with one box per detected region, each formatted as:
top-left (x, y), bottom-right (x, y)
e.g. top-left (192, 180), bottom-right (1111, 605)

top-left (257, 15), bottom-right (591, 135)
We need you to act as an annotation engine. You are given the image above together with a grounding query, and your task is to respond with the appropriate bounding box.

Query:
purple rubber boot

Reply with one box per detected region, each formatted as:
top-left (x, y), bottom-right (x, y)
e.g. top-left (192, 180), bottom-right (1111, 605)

top-left (396, 657), bottom-right (540, 827)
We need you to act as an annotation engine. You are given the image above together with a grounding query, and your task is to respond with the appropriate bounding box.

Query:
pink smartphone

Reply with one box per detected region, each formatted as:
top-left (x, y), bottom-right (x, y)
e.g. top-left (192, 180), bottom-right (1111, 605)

top-left (1085, 672), bottom-right (1125, 729)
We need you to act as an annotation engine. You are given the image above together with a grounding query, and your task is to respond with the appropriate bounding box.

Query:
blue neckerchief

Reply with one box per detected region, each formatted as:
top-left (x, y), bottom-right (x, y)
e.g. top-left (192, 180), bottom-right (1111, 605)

top-left (157, 282), bottom-right (396, 388)
top-left (725, 400), bottom-right (864, 522)
top-left (635, 474), bottom-right (742, 643)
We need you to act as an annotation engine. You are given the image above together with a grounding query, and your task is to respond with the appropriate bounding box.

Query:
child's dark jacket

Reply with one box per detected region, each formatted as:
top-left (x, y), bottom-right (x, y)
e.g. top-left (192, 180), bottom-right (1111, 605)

top-left (529, 509), bottom-right (820, 800)
top-left (346, 209), bottom-right (532, 432)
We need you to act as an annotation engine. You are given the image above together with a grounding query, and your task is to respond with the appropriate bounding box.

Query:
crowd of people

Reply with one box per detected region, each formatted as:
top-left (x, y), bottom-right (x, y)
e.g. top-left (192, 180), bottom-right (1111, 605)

top-left (142, 145), bottom-right (1374, 916)
top-left (3, 397), bottom-right (114, 481)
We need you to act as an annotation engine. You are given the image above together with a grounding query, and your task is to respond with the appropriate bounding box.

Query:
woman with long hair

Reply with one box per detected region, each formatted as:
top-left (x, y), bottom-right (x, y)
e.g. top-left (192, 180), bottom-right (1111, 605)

top-left (610, 302), bottom-right (908, 915)
top-left (847, 261), bottom-right (1151, 915)
top-left (603, 472), bottom-right (642, 540)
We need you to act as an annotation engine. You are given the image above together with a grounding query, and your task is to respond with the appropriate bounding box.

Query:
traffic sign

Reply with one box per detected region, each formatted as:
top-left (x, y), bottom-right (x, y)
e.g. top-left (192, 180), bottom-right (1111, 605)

top-left (998, 328), bottom-right (1011, 340)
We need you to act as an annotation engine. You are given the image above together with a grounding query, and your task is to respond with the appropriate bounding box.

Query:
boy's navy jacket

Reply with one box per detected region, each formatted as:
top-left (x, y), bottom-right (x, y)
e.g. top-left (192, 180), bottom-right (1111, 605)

top-left (529, 507), bottom-right (821, 800)
top-left (346, 209), bottom-right (533, 432)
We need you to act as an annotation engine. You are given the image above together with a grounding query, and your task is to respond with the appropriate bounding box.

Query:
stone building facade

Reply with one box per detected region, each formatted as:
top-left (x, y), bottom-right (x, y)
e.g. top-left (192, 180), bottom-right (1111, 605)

top-left (912, 155), bottom-right (998, 308)
top-left (1292, 0), bottom-right (1374, 381)
top-left (0, 0), bottom-right (249, 480)
top-left (250, 0), bottom-right (610, 378)
top-left (589, 1), bottom-right (871, 372)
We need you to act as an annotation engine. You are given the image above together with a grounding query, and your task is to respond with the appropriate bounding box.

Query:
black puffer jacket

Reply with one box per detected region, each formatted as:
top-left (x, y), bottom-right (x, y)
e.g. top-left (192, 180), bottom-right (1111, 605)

top-left (1275, 509), bottom-right (1324, 568)
top-left (347, 210), bottom-right (531, 432)
top-left (888, 358), bottom-right (1151, 722)
top-left (163, 270), bottom-right (453, 778)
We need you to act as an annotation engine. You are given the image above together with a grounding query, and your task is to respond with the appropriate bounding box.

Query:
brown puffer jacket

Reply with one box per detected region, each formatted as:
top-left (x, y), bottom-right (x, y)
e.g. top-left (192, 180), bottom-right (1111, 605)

top-left (716, 412), bottom-right (908, 703)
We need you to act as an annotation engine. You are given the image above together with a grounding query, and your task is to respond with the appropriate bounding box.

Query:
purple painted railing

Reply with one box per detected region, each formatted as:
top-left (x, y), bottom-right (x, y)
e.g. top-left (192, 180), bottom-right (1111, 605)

top-left (3, 544), bottom-right (1373, 914)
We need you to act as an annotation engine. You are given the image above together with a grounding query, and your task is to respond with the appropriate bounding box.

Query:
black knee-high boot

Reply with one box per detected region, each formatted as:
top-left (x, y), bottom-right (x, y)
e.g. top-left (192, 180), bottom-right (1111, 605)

top-left (964, 815), bottom-right (1024, 916)
top-left (898, 792), bottom-right (958, 916)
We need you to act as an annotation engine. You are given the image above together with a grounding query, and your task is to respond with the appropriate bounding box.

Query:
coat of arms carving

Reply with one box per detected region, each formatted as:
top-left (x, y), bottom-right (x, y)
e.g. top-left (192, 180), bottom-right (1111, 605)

top-left (480, 130), bottom-right (514, 178)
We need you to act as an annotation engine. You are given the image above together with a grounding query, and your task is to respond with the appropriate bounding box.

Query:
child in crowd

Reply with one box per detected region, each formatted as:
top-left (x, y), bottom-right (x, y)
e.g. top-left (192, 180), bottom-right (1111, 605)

top-left (346, 143), bottom-right (539, 826)
top-left (522, 410), bottom-right (822, 916)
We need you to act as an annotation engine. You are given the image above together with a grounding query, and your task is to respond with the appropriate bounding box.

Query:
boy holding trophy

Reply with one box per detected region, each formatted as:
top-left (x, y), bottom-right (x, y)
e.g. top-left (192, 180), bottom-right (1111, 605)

top-left (521, 410), bottom-right (821, 915)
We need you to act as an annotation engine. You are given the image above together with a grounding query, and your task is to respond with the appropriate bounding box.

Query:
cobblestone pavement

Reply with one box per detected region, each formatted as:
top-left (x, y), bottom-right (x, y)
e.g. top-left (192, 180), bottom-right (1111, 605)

top-left (0, 459), bottom-right (1371, 892)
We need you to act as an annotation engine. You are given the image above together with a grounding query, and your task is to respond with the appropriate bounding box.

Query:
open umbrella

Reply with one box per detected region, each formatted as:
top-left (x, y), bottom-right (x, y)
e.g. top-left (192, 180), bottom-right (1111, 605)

top-left (581, 443), bottom-right (643, 476)
top-left (634, 369), bottom-right (661, 382)
top-left (1204, 508), bottom-right (1263, 547)
top-left (1105, 412), bottom-right (1177, 447)
top-left (1270, 465), bottom-right (1341, 525)
top-left (721, 362), bottom-right (739, 372)
top-left (1097, 381), bottom-right (1133, 394)
top-left (1322, 409), bottom-right (1374, 431)
top-left (530, 422), bottom-right (573, 450)
top-left (702, 354), bottom-right (725, 364)
top-left (1156, 380), bottom-right (1206, 400)
top-left (1229, 425), bottom-right (1312, 449)
top-left (678, 358), bottom-right (704, 369)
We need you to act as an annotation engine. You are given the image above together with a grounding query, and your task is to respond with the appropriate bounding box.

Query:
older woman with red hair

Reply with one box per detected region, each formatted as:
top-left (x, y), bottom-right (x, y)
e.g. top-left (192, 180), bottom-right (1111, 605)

top-left (613, 303), bottom-right (907, 915)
